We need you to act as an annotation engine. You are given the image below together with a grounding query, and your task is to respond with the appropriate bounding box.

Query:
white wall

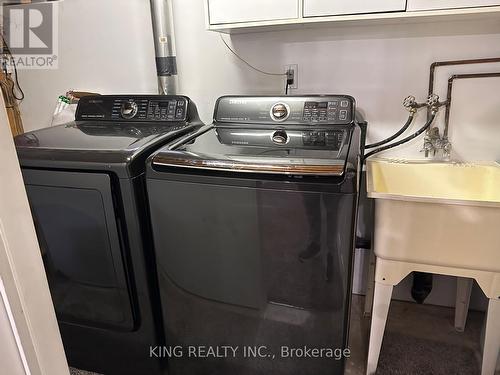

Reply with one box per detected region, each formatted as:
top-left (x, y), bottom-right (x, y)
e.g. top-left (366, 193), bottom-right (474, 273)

top-left (19, 0), bottom-right (158, 131)
top-left (171, 0), bottom-right (500, 161)
top-left (17, 0), bottom-right (500, 308)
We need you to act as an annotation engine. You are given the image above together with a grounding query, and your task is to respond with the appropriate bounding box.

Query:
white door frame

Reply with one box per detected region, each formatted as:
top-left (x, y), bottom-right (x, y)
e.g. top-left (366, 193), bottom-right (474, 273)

top-left (0, 95), bottom-right (69, 375)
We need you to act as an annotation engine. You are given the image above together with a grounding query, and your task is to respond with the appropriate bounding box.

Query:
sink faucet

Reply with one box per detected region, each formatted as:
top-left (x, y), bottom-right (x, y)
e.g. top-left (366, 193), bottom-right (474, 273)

top-left (421, 127), bottom-right (452, 159)
top-left (422, 127), bottom-right (440, 157)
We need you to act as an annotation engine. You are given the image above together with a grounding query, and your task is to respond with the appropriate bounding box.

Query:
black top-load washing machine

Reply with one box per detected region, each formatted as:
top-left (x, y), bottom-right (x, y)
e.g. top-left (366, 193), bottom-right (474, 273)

top-left (15, 95), bottom-right (201, 375)
top-left (146, 95), bottom-right (364, 375)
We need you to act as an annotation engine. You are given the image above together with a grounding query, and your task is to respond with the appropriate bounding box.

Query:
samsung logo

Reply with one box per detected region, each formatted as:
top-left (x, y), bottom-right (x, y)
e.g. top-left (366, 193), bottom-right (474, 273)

top-left (232, 140), bottom-right (249, 145)
top-left (229, 99), bottom-right (248, 105)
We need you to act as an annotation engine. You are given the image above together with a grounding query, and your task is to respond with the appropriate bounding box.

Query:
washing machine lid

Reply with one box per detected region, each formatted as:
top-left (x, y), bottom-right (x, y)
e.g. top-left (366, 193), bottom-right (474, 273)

top-left (152, 125), bottom-right (355, 177)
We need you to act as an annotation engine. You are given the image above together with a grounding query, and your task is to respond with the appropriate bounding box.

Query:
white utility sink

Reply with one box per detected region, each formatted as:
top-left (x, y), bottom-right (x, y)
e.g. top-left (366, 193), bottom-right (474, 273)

top-left (366, 158), bottom-right (500, 272)
top-left (365, 158), bottom-right (500, 375)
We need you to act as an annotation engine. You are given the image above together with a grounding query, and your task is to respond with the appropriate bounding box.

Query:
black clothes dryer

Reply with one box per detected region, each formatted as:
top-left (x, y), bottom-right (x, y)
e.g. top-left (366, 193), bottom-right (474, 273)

top-left (15, 95), bottom-right (202, 375)
top-left (146, 95), bottom-right (364, 375)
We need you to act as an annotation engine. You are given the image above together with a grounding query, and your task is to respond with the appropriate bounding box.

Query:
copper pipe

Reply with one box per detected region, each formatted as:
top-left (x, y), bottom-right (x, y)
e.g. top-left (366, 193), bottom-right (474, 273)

top-left (428, 57), bottom-right (500, 97)
top-left (427, 57), bottom-right (500, 120)
top-left (445, 72), bottom-right (500, 138)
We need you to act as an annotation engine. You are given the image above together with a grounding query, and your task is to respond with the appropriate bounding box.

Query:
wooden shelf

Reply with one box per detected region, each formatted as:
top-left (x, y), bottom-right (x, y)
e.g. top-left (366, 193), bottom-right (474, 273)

top-left (207, 5), bottom-right (500, 34)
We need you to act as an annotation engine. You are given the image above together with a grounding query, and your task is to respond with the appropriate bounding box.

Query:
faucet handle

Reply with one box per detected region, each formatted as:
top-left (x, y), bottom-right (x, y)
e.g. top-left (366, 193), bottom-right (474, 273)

top-left (403, 95), bottom-right (417, 110)
top-left (427, 94), bottom-right (440, 108)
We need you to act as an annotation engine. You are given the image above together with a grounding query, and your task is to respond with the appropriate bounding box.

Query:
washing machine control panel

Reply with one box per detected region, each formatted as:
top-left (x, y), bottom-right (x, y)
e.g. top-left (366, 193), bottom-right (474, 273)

top-left (302, 99), bottom-right (351, 123)
top-left (215, 95), bottom-right (355, 125)
top-left (76, 95), bottom-right (189, 122)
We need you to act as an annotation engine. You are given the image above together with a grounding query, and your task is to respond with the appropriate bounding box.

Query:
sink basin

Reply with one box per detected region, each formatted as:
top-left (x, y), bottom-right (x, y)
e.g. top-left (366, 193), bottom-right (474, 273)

top-left (366, 158), bottom-right (500, 273)
top-left (367, 158), bottom-right (500, 206)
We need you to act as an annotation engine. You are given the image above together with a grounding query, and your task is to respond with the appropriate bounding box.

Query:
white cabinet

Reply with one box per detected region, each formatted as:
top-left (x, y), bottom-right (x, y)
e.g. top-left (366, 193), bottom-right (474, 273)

top-left (407, 0), bottom-right (500, 11)
top-left (205, 0), bottom-right (500, 32)
top-left (304, 0), bottom-right (407, 17)
top-left (207, 0), bottom-right (299, 25)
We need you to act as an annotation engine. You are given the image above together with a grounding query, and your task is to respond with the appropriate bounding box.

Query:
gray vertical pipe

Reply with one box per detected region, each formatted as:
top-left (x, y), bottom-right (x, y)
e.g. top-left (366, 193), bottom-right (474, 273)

top-left (149, 0), bottom-right (178, 95)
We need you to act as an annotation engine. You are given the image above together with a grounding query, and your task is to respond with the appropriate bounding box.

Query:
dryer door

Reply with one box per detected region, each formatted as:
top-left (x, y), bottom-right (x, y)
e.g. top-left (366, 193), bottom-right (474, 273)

top-left (22, 169), bottom-right (134, 331)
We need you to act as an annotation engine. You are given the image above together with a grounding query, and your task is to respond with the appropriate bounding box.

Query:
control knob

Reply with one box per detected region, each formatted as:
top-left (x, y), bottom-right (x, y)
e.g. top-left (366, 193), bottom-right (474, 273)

top-left (271, 103), bottom-right (289, 121)
top-left (121, 101), bottom-right (138, 119)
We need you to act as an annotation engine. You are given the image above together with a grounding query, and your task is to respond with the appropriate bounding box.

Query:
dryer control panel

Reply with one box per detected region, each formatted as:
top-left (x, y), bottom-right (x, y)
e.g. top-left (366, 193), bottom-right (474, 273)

top-left (215, 95), bottom-right (355, 126)
top-left (76, 95), bottom-right (190, 122)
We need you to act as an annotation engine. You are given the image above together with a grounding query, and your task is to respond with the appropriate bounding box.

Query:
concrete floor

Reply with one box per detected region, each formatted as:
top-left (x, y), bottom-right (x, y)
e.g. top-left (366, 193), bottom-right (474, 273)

top-left (346, 295), bottom-right (494, 375)
top-left (70, 295), bottom-right (496, 375)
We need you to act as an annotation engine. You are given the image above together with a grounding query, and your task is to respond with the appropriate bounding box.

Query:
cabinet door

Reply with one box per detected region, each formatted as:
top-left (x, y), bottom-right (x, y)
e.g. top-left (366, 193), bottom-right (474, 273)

top-left (407, 0), bottom-right (500, 11)
top-left (208, 0), bottom-right (299, 25)
top-left (304, 0), bottom-right (406, 17)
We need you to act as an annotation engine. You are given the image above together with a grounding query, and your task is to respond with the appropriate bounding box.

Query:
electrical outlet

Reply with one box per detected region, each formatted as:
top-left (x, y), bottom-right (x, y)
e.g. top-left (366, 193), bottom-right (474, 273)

top-left (284, 64), bottom-right (298, 90)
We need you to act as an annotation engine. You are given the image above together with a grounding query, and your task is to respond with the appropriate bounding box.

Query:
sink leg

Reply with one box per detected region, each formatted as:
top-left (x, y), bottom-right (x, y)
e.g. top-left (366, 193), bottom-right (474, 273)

top-left (455, 277), bottom-right (473, 332)
top-left (366, 282), bottom-right (393, 375)
top-left (481, 298), bottom-right (500, 375)
top-left (364, 250), bottom-right (376, 318)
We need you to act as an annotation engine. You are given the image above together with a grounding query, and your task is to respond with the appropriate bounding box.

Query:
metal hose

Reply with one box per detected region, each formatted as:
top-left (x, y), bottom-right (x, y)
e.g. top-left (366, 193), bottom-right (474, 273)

top-left (363, 113), bottom-right (437, 160)
top-left (365, 113), bottom-right (415, 149)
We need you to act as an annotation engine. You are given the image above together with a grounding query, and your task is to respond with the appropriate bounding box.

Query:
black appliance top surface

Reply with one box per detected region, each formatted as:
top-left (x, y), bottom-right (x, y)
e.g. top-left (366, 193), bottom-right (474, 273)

top-left (16, 121), bottom-right (189, 153)
top-left (15, 95), bottom-right (200, 176)
top-left (151, 95), bottom-right (357, 177)
top-left (152, 125), bottom-right (354, 177)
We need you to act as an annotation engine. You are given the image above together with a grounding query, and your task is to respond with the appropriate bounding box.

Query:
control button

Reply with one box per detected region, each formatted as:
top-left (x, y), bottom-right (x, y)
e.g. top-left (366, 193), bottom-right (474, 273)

top-left (271, 130), bottom-right (288, 145)
top-left (176, 109), bottom-right (184, 117)
top-left (339, 110), bottom-right (348, 120)
top-left (177, 100), bottom-right (185, 107)
top-left (340, 100), bottom-right (349, 108)
top-left (271, 103), bottom-right (289, 121)
top-left (120, 101), bottom-right (138, 119)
